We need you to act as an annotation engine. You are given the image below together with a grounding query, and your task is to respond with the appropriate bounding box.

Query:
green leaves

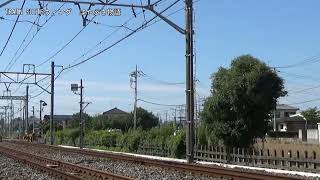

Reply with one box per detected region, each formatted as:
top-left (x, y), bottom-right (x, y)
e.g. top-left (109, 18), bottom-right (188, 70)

top-left (301, 107), bottom-right (320, 124)
top-left (202, 55), bottom-right (286, 148)
top-left (135, 107), bottom-right (159, 130)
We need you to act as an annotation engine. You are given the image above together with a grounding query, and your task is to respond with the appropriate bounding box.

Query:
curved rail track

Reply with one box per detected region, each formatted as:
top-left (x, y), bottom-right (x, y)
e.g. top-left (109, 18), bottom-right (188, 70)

top-left (0, 144), bottom-right (133, 180)
top-left (2, 140), bottom-right (306, 180)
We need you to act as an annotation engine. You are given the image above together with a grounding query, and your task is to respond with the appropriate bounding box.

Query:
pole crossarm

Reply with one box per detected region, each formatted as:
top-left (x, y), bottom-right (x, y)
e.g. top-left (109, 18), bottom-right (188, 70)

top-left (0, 106), bottom-right (10, 110)
top-left (0, 96), bottom-right (26, 100)
top-left (148, 7), bottom-right (185, 34)
top-left (0, 72), bottom-right (51, 84)
top-left (82, 102), bottom-right (91, 111)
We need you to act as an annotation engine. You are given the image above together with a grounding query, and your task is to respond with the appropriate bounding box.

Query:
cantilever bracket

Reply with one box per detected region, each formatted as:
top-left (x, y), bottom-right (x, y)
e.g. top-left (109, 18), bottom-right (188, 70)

top-left (147, 2), bottom-right (186, 34)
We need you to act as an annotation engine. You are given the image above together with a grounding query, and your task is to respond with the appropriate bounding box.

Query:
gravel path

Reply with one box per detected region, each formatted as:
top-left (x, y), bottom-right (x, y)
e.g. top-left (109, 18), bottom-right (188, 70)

top-left (1, 141), bottom-right (223, 180)
top-left (0, 154), bottom-right (56, 180)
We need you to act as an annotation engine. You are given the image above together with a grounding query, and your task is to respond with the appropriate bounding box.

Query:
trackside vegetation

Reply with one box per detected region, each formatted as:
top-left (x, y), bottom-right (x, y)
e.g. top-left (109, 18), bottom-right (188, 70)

top-left (47, 55), bottom-right (287, 160)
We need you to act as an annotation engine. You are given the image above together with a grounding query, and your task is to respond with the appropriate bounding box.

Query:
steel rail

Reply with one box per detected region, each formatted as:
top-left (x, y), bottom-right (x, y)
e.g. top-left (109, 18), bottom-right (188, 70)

top-left (0, 144), bottom-right (133, 180)
top-left (4, 140), bottom-right (305, 180)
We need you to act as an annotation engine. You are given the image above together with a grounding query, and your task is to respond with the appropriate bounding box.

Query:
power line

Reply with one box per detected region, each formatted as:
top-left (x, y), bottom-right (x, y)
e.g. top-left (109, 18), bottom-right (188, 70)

top-left (0, 16), bottom-right (42, 27)
top-left (279, 71), bottom-right (320, 83)
top-left (6, 4), bottom-right (66, 72)
top-left (4, 16), bottom-right (40, 71)
top-left (290, 84), bottom-right (320, 94)
top-left (63, 0), bottom-right (181, 71)
top-left (289, 98), bottom-right (320, 105)
top-left (58, 0), bottom-right (179, 77)
top-left (0, 0), bottom-right (26, 56)
top-left (138, 98), bottom-right (184, 107)
top-left (273, 55), bottom-right (320, 69)
top-left (29, 69), bottom-right (63, 99)
top-left (36, 5), bottom-right (106, 68)
top-left (142, 73), bottom-right (185, 85)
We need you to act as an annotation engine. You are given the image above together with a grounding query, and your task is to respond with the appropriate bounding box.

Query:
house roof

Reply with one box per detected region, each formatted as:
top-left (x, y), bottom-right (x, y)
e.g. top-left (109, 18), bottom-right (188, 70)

top-left (103, 107), bottom-right (128, 115)
top-left (289, 113), bottom-right (306, 120)
top-left (278, 116), bottom-right (306, 123)
top-left (44, 115), bottom-right (73, 121)
top-left (276, 104), bottom-right (299, 110)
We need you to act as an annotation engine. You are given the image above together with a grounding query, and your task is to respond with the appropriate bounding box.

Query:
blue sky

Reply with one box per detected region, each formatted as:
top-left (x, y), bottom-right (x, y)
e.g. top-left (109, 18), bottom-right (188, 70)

top-left (1, 0), bottom-right (320, 119)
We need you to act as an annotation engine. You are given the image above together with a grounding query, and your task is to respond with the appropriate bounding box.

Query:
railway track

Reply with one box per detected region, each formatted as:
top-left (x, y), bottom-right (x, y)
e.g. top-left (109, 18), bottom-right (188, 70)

top-left (3, 140), bottom-right (305, 180)
top-left (0, 144), bottom-right (133, 180)
top-left (50, 146), bottom-right (304, 180)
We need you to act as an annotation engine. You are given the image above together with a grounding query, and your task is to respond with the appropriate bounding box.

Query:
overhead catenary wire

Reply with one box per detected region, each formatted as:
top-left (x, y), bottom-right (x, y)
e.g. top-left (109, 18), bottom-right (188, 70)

top-left (58, 0), bottom-right (179, 77)
top-left (29, 69), bottom-right (63, 99)
top-left (9, 0), bottom-right (194, 104)
top-left (0, 16), bottom-right (42, 28)
top-left (18, 0), bottom-right (174, 98)
top-left (36, 5), bottom-right (107, 68)
top-left (4, 15), bottom-right (41, 72)
top-left (6, 3), bottom-right (66, 73)
top-left (62, 0), bottom-right (181, 71)
top-left (0, 0), bottom-right (26, 56)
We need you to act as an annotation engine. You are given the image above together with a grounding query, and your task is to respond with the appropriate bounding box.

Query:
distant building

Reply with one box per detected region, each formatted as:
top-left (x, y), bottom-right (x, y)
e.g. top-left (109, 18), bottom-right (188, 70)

top-left (275, 104), bottom-right (299, 119)
top-left (43, 115), bottom-right (73, 128)
top-left (103, 107), bottom-right (128, 117)
top-left (277, 114), bottom-right (306, 132)
top-left (273, 104), bottom-right (300, 132)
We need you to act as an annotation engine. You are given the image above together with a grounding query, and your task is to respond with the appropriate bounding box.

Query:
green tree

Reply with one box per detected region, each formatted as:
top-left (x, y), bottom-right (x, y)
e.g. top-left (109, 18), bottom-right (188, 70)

top-left (135, 107), bottom-right (159, 130)
top-left (90, 114), bottom-right (133, 132)
top-left (69, 112), bottom-right (92, 129)
top-left (301, 107), bottom-right (320, 124)
top-left (201, 55), bottom-right (287, 158)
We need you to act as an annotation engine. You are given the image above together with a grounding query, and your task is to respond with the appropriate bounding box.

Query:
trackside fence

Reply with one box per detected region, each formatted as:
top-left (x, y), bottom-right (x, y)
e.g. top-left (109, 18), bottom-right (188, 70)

top-left (136, 143), bottom-right (171, 157)
top-left (135, 143), bottom-right (320, 172)
top-left (194, 145), bottom-right (320, 173)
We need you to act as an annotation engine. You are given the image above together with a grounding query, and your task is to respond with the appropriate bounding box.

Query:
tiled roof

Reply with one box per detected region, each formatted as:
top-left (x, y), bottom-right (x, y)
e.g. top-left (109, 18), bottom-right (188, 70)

top-left (103, 107), bottom-right (128, 115)
top-left (276, 104), bottom-right (299, 110)
top-left (43, 115), bottom-right (73, 121)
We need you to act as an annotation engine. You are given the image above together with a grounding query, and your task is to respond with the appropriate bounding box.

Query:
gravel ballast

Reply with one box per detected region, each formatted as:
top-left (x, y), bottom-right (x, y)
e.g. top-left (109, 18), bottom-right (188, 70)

top-left (1, 141), bottom-right (223, 180)
top-left (0, 154), bottom-right (56, 180)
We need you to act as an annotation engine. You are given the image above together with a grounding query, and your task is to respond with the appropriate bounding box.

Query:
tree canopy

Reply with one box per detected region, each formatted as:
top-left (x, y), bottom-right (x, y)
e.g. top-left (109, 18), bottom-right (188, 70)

top-left (301, 107), bottom-right (320, 124)
top-left (135, 107), bottom-right (159, 130)
top-left (201, 55), bottom-right (287, 149)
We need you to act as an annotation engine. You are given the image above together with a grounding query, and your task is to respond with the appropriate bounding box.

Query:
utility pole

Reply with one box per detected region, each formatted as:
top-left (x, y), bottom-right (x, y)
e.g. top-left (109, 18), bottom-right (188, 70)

top-left (22, 105), bottom-right (25, 135)
top-left (39, 101), bottom-right (42, 136)
top-left (4, 107), bottom-right (8, 137)
top-left (32, 106), bottom-right (35, 133)
top-left (185, 0), bottom-right (195, 163)
top-left (79, 79), bottom-right (84, 149)
top-left (134, 65), bottom-right (137, 129)
top-left (71, 79), bottom-right (87, 149)
top-left (7, 111), bottom-right (9, 137)
top-left (20, 101), bottom-right (22, 136)
top-left (25, 85), bottom-right (29, 134)
top-left (0, 113), bottom-right (3, 135)
top-left (130, 65), bottom-right (143, 129)
top-left (9, 102), bottom-right (13, 138)
top-left (50, 61), bottom-right (55, 145)
top-left (39, 100), bottom-right (47, 136)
